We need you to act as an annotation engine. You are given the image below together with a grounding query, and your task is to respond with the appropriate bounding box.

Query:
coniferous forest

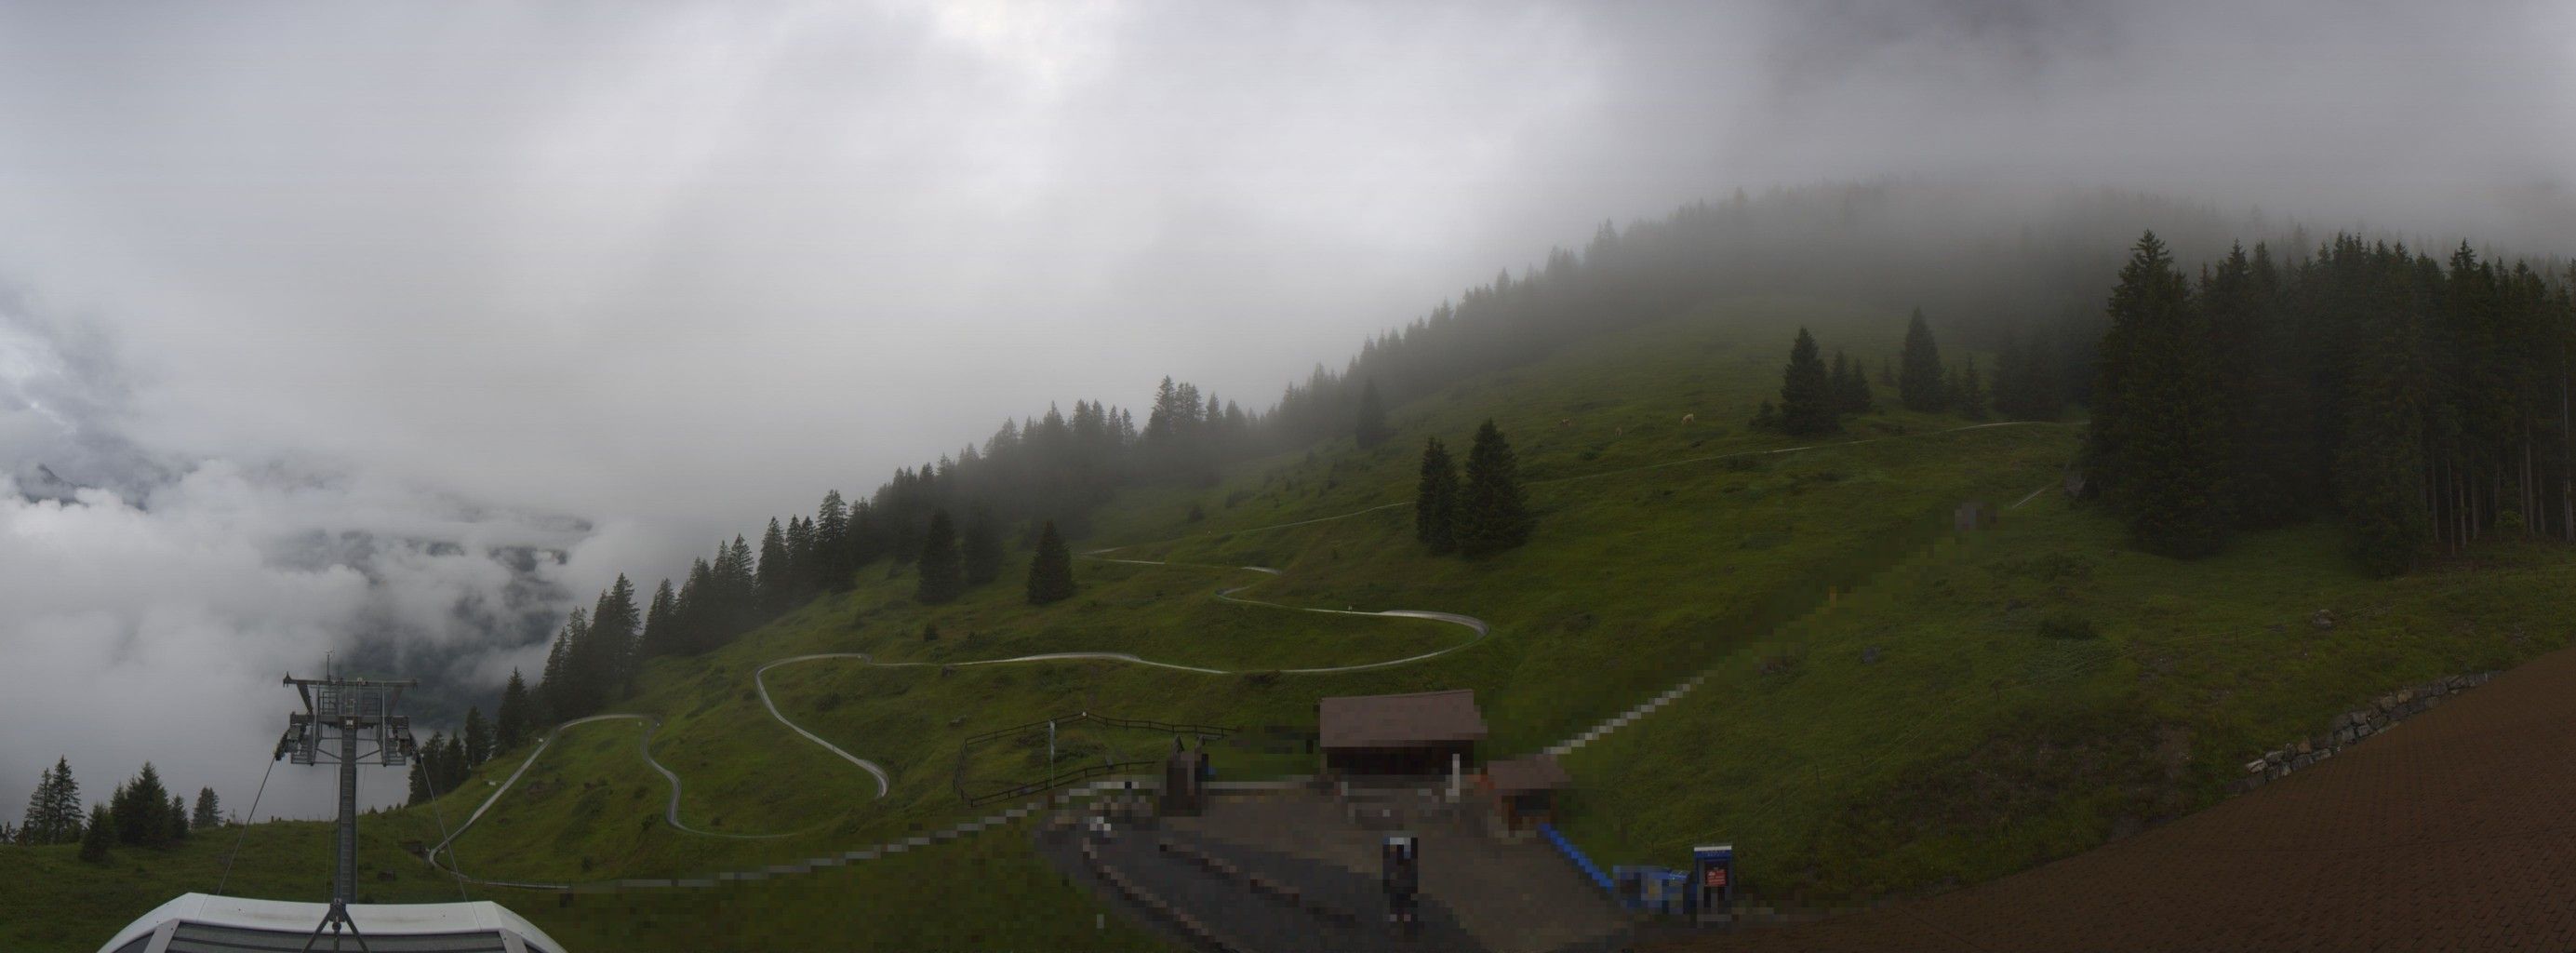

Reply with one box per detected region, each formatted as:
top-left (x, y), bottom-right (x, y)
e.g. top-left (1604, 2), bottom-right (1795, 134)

top-left (2087, 232), bottom-right (2576, 574)
top-left (517, 185), bottom-right (2576, 727)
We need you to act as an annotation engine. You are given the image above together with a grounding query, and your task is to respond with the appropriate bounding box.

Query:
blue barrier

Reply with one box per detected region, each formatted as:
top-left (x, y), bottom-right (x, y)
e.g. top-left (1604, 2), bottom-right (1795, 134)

top-left (1538, 823), bottom-right (1616, 894)
top-left (1610, 866), bottom-right (1691, 914)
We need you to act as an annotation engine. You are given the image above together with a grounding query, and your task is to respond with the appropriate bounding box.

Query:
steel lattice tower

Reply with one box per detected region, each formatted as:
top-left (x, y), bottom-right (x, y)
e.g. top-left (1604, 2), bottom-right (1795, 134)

top-left (274, 668), bottom-right (419, 950)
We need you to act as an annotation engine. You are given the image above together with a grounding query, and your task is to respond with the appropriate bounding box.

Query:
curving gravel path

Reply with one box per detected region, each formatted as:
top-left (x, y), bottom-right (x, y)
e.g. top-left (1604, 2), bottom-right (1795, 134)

top-left (429, 713), bottom-right (804, 870)
top-left (434, 420), bottom-right (2059, 869)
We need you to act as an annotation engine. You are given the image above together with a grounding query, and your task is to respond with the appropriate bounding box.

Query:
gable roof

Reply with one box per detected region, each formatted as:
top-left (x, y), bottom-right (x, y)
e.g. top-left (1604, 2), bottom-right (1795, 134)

top-left (1484, 755), bottom-right (1572, 795)
top-left (1318, 689), bottom-right (1487, 749)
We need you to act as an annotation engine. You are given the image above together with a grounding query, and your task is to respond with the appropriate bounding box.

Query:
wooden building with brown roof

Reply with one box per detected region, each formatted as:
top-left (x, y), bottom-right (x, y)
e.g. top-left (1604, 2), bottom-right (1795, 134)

top-left (1316, 689), bottom-right (1487, 777)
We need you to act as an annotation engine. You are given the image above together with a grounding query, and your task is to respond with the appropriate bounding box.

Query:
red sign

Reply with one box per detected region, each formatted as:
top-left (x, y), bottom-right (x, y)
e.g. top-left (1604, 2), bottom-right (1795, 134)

top-left (1705, 868), bottom-right (1728, 889)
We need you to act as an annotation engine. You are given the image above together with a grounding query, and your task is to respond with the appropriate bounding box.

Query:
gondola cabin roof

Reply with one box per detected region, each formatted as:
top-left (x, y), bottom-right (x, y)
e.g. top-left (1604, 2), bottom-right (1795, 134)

top-left (98, 893), bottom-right (565, 953)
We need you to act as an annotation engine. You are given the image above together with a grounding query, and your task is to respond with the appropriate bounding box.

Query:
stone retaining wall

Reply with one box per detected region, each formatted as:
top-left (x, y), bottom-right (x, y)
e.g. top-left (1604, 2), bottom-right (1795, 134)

top-left (2230, 671), bottom-right (2498, 795)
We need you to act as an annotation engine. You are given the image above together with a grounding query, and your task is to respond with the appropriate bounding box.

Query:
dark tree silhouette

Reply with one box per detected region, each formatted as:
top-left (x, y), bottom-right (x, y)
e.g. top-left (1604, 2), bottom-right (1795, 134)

top-left (1025, 520), bottom-right (1076, 605)
top-left (1900, 308), bottom-right (1949, 411)
top-left (1455, 421), bottom-right (1534, 556)
top-left (1354, 379), bottom-right (1392, 449)
top-left (1779, 328), bottom-right (1840, 436)
top-left (916, 510), bottom-right (964, 604)
top-left (1414, 436), bottom-right (1461, 554)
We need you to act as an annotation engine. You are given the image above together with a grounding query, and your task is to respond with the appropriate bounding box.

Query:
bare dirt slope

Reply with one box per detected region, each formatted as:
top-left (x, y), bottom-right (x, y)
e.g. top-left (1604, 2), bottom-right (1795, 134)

top-left (1666, 643), bottom-right (2576, 953)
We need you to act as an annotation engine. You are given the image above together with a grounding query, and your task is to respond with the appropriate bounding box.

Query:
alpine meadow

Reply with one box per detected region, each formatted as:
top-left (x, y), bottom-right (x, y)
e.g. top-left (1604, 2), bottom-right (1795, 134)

top-left (5, 5), bottom-right (2575, 953)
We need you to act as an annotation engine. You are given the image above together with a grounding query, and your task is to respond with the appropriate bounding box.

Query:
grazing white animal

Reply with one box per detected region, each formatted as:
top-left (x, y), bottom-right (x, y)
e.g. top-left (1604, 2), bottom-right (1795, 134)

top-left (1681, 413), bottom-right (1697, 424)
top-left (1558, 418), bottom-right (1573, 428)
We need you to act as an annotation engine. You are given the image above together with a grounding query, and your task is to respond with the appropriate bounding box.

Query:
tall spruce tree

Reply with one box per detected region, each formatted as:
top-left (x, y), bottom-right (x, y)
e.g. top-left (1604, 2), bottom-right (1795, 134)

top-left (584, 575), bottom-right (640, 703)
top-left (961, 510), bottom-right (1005, 586)
top-left (20, 758), bottom-right (80, 845)
top-left (462, 707), bottom-right (492, 768)
top-left (1778, 328), bottom-right (1840, 436)
top-left (78, 804), bottom-right (112, 863)
top-left (785, 516), bottom-right (816, 601)
top-left (407, 758), bottom-right (431, 807)
top-left (1354, 380), bottom-right (1392, 449)
top-left (814, 490), bottom-right (852, 591)
top-left (915, 509), bottom-right (964, 604)
top-left (539, 615), bottom-right (575, 716)
top-left (755, 518), bottom-right (794, 616)
top-left (2340, 246), bottom-right (2431, 575)
top-left (1025, 520), bottom-right (1075, 605)
top-left (192, 787), bottom-right (220, 830)
top-left (1455, 420), bottom-right (1534, 556)
top-left (2093, 231), bottom-right (2232, 557)
top-left (1955, 356), bottom-right (1989, 421)
top-left (168, 796), bottom-right (188, 842)
top-left (1834, 348), bottom-right (1874, 414)
top-left (110, 762), bottom-right (172, 848)
top-left (1414, 436), bottom-right (1461, 554)
top-left (1900, 307), bottom-right (1949, 411)
top-left (495, 669), bottom-right (530, 752)
top-left (720, 535), bottom-right (757, 635)
top-left (640, 580), bottom-right (676, 660)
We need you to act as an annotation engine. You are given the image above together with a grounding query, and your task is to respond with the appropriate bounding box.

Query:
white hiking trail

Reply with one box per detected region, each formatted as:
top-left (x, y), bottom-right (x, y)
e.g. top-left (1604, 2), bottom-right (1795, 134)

top-left (429, 420), bottom-right (2063, 887)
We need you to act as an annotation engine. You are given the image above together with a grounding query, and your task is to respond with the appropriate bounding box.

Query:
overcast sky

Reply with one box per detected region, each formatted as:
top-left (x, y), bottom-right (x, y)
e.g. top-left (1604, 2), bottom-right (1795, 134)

top-left (1, 1), bottom-right (2569, 816)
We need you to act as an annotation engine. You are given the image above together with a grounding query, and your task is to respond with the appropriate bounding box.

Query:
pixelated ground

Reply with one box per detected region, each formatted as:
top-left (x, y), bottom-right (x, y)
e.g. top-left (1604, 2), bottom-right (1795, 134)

top-left (1043, 790), bottom-right (1631, 953)
top-left (1660, 642), bottom-right (2576, 953)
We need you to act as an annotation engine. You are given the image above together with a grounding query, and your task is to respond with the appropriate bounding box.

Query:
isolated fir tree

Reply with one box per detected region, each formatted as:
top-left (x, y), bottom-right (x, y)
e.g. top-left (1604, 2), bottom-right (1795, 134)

top-left (1834, 348), bottom-right (1874, 414)
top-left (110, 762), bottom-right (172, 848)
top-left (2094, 231), bottom-right (2232, 557)
top-left (1354, 380), bottom-right (1392, 449)
top-left (1750, 400), bottom-right (1780, 432)
top-left (1900, 307), bottom-right (1949, 411)
top-left (962, 511), bottom-right (1005, 586)
top-left (168, 796), bottom-right (188, 842)
top-left (192, 787), bottom-right (220, 830)
top-left (1025, 520), bottom-right (1076, 605)
top-left (78, 805), bottom-right (112, 863)
top-left (1778, 328), bottom-right (1840, 436)
top-left (915, 509), bottom-right (964, 604)
top-left (495, 669), bottom-right (530, 752)
top-left (462, 707), bottom-right (492, 768)
top-left (1414, 436), bottom-right (1461, 554)
top-left (1455, 420), bottom-right (1533, 556)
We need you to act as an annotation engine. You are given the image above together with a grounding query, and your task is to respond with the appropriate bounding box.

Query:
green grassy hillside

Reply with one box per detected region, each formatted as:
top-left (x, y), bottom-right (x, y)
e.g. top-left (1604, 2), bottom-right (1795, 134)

top-left (11, 293), bottom-right (2570, 950)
